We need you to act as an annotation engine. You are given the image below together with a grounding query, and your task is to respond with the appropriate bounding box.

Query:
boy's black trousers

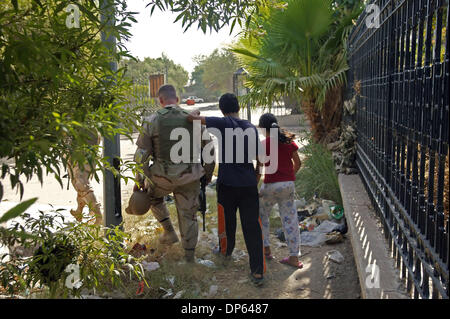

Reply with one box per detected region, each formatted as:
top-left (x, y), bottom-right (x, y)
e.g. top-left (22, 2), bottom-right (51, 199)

top-left (216, 183), bottom-right (265, 276)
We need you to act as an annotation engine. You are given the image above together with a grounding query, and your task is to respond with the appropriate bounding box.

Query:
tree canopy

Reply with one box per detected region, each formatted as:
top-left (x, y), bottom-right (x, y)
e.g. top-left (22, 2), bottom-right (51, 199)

top-left (120, 53), bottom-right (189, 95)
top-left (1, 0), bottom-right (277, 201)
top-left (0, 0), bottom-right (140, 198)
top-left (186, 49), bottom-right (238, 101)
top-left (231, 0), bottom-right (363, 140)
top-left (146, 0), bottom-right (284, 34)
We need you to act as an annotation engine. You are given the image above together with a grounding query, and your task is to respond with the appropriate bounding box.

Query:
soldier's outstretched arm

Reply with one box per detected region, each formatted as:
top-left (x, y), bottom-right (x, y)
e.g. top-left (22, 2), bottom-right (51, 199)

top-left (187, 111), bottom-right (206, 125)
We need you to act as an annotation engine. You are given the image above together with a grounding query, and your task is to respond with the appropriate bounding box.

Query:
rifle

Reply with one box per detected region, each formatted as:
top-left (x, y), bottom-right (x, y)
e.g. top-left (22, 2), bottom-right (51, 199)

top-left (198, 175), bottom-right (207, 231)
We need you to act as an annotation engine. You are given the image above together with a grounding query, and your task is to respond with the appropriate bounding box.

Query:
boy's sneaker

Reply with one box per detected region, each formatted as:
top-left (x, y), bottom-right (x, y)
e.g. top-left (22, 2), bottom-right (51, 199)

top-left (249, 273), bottom-right (264, 287)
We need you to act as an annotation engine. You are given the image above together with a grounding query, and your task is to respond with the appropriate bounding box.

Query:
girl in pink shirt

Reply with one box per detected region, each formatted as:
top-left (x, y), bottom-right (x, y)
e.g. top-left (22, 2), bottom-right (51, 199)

top-left (257, 113), bottom-right (303, 268)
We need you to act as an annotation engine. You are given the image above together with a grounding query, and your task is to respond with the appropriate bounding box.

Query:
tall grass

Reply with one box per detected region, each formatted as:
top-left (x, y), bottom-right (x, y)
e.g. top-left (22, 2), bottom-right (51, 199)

top-left (295, 140), bottom-right (342, 205)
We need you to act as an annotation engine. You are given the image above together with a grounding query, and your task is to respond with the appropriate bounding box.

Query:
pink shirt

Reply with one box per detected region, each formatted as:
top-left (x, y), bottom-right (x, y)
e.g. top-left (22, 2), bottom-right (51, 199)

top-left (263, 137), bottom-right (298, 183)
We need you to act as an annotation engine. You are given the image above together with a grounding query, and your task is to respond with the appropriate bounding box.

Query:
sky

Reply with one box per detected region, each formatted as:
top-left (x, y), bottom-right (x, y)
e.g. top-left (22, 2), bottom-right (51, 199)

top-left (125, 0), bottom-right (241, 74)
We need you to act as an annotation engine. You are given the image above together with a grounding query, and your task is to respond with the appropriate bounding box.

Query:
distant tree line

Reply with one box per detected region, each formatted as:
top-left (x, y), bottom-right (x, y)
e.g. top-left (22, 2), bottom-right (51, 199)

top-left (185, 49), bottom-right (239, 102)
top-left (120, 53), bottom-right (189, 96)
top-left (121, 49), bottom-right (238, 103)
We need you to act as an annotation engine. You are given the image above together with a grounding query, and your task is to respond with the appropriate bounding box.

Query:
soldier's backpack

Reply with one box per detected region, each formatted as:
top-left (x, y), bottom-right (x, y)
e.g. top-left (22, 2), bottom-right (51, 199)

top-left (156, 106), bottom-right (196, 164)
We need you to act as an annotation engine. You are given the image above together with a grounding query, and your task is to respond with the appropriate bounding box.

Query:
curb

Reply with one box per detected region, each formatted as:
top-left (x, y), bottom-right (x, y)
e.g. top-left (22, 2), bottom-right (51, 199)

top-left (338, 173), bottom-right (409, 299)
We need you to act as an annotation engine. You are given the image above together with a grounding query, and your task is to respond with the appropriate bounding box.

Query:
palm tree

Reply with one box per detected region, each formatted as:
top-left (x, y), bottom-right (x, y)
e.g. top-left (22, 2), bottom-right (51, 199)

top-left (231, 0), bottom-right (361, 141)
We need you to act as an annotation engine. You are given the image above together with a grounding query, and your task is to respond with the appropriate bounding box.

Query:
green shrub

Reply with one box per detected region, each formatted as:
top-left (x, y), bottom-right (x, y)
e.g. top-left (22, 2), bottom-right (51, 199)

top-left (295, 139), bottom-right (342, 205)
top-left (0, 210), bottom-right (146, 298)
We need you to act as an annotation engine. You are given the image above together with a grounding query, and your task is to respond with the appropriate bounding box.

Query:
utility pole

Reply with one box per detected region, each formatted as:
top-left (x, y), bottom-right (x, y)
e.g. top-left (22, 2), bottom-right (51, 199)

top-left (101, 0), bottom-right (122, 228)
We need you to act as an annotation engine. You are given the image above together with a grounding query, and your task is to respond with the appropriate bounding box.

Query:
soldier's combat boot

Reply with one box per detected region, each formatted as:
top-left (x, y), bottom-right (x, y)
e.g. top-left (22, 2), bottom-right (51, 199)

top-left (184, 249), bottom-right (195, 263)
top-left (159, 230), bottom-right (179, 245)
top-left (158, 218), bottom-right (179, 245)
top-left (70, 209), bottom-right (83, 222)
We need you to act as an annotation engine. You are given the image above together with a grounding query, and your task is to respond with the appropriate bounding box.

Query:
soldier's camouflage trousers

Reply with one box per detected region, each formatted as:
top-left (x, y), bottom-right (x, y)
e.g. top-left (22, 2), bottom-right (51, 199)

top-left (144, 175), bottom-right (200, 251)
top-left (68, 162), bottom-right (102, 225)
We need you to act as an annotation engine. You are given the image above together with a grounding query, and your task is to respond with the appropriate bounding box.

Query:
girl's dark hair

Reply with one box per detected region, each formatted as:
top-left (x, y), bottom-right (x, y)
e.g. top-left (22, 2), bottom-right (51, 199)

top-left (258, 113), bottom-right (296, 144)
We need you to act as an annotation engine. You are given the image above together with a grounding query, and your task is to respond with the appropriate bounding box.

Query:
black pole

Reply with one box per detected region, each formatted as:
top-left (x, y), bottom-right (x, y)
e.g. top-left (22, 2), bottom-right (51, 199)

top-left (101, 0), bottom-right (122, 228)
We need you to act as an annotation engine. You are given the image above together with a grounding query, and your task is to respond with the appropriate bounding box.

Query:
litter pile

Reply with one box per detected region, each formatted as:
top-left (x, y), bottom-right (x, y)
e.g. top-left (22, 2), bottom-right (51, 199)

top-left (275, 198), bottom-right (347, 247)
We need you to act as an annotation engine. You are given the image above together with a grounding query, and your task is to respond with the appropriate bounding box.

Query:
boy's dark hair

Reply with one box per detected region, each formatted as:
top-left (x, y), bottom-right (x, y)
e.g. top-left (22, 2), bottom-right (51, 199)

top-left (219, 93), bottom-right (240, 114)
top-left (258, 113), bottom-right (296, 144)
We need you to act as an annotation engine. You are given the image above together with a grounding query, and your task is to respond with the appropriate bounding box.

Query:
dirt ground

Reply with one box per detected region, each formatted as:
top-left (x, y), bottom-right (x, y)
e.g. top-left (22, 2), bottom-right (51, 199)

top-left (0, 163), bottom-right (361, 300)
top-left (212, 236), bottom-right (361, 299)
top-left (121, 185), bottom-right (361, 300)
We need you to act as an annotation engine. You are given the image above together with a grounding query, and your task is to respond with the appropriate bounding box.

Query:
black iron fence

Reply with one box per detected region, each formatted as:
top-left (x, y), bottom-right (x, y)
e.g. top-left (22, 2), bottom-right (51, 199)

top-left (347, 0), bottom-right (449, 298)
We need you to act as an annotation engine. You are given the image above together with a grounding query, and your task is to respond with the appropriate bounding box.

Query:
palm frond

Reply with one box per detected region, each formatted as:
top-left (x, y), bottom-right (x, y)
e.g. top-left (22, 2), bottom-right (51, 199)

top-left (230, 0), bottom-right (357, 112)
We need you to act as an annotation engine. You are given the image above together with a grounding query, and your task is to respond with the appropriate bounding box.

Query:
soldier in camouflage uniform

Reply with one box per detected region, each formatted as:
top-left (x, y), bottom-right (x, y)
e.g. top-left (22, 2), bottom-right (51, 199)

top-left (132, 84), bottom-right (215, 262)
top-left (68, 130), bottom-right (102, 225)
